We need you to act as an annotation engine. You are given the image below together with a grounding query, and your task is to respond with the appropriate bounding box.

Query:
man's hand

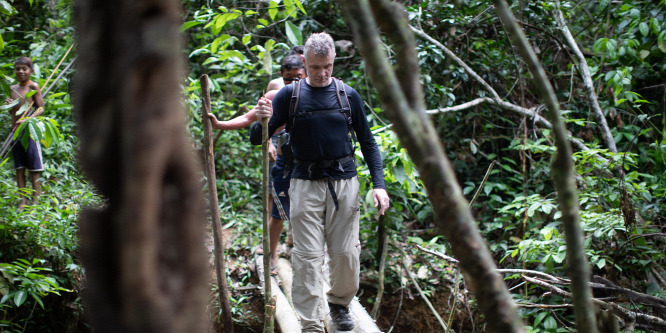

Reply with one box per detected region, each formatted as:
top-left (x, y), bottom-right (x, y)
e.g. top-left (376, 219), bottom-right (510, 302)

top-left (372, 188), bottom-right (390, 217)
top-left (255, 97), bottom-right (272, 119)
top-left (268, 142), bottom-right (277, 162)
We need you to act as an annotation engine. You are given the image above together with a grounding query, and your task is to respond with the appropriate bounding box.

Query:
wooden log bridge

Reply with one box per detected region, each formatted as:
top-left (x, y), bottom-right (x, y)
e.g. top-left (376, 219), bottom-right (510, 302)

top-left (254, 254), bottom-right (382, 332)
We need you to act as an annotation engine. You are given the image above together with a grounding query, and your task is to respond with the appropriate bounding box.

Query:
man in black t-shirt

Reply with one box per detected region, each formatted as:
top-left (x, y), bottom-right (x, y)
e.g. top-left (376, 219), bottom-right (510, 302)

top-left (251, 32), bottom-right (389, 333)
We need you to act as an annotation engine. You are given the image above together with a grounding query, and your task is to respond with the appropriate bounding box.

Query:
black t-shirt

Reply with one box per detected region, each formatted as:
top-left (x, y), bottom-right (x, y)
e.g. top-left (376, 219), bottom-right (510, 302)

top-left (250, 79), bottom-right (385, 189)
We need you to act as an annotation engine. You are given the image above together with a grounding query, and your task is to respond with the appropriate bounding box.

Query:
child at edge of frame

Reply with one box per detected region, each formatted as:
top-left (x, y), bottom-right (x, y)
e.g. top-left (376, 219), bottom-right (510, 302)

top-left (4, 56), bottom-right (45, 208)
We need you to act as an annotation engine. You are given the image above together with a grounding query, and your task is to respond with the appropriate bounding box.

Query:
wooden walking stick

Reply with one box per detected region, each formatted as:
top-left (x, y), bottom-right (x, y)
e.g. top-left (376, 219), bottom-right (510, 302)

top-left (199, 75), bottom-right (234, 332)
top-left (261, 106), bottom-right (276, 333)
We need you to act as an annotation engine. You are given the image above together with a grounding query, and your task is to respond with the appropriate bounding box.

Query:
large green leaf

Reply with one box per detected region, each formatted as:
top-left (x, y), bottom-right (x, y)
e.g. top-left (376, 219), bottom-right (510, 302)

top-left (0, 33), bottom-right (4, 52)
top-left (0, 0), bottom-right (16, 15)
top-left (13, 290), bottom-right (27, 307)
top-left (285, 21), bottom-right (302, 46)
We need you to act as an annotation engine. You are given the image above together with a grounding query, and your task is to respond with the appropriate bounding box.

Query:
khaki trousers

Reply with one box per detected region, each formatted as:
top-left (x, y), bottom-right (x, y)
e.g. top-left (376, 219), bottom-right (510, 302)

top-left (289, 177), bottom-right (361, 332)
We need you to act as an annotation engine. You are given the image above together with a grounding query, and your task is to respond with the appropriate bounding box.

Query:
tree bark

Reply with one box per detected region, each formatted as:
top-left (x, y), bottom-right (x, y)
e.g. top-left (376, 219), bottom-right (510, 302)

top-left (553, 1), bottom-right (617, 153)
top-left (74, 0), bottom-right (208, 331)
top-left (260, 117), bottom-right (275, 333)
top-left (200, 75), bottom-right (234, 332)
top-left (492, 1), bottom-right (598, 332)
top-left (339, 0), bottom-right (525, 332)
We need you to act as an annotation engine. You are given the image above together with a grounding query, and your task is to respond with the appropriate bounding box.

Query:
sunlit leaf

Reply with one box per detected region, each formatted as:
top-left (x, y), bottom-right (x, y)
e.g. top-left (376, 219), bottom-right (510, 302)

top-left (285, 21), bottom-right (302, 46)
top-left (180, 21), bottom-right (202, 32)
top-left (293, 0), bottom-right (307, 14)
top-left (268, 0), bottom-right (278, 21)
top-left (14, 290), bottom-right (27, 307)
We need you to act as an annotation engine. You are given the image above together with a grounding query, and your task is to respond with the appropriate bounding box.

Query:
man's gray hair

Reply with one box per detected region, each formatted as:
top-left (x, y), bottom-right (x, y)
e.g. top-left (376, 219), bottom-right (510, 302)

top-left (304, 32), bottom-right (335, 57)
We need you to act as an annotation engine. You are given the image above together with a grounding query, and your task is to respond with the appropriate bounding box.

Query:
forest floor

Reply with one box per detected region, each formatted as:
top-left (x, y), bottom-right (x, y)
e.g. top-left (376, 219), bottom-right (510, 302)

top-left (219, 230), bottom-right (478, 333)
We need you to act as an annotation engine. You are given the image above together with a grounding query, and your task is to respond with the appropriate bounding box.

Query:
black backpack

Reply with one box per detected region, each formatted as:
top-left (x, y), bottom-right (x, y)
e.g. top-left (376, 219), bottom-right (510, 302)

top-left (280, 77), bottom-right (357, 177)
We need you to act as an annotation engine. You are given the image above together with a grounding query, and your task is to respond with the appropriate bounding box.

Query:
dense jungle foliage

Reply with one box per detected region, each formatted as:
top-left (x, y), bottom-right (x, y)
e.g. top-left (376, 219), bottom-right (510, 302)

top-left (0, 0), bottom-right (664, 332)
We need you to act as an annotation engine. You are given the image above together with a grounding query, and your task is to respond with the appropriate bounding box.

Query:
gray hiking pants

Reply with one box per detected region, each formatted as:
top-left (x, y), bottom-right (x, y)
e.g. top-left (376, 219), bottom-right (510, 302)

top-left (289, 177), bottom-right (361, 332)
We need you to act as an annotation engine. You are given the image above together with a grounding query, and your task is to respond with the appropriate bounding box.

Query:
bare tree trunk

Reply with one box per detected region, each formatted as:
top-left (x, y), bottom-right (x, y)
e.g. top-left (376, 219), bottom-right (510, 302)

top-left (200, 75), bottom-right (234, 332)
top-left (553, 1), bottom-right (617, 153)
top-left (74, 0), bottom-right (208, 331)
top-left (492, 1), bottom-right (598, 332)
top-left (339, 0), bottom-right (525, 332)
top-left (260, 117), bottom-right (275, 333)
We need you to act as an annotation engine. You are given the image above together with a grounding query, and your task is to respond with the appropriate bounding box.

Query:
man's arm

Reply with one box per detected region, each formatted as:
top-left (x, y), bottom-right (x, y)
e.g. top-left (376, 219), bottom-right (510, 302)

top-left (208, 108), bottom-right (257, 130)
top-left (349, 87), bottom-right (390, 216)
top-left (250, 88), bottom-right (289, 145)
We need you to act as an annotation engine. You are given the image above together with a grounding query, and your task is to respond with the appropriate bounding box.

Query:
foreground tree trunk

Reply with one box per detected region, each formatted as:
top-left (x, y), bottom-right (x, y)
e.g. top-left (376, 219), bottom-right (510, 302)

top-left (339, 0), bottom-right (526, 331)
top-left (492, 1), bottom-right (598, 332)
top-left (74, 0), bottom-right (209, 331)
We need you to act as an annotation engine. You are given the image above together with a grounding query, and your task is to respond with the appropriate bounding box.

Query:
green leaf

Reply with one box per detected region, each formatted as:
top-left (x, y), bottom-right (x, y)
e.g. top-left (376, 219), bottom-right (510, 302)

top-left (285, 21), bottom-right (302, 46)
top-left (0, 99), bottom-right (18, 110)
top-left (268, 0), bottom-right (278, 21)
top-left (15, 102), bottom-right (30, 117)
top-left (0, 33), bottom-right (4, 52)
top-left (180, 21), bottom-right (202, 32)
top-left (14, 290), bottom-right (27, 307)
top-left (293, 0), bottom-right (307, 14)
top-left (242, 34), bottom-right (252, 45)
top-left (596, 258), bottom-right (606, 269)
top-left (543, 316), bottom-right (557, 330)
top-left (263, 50), bottom-right (273, 75)
top-left (0, 0), bottom-right (17, 15)
top-left (658, 30), bottom-right (666, 53)
top-left (639, 22), bottom-right (649, 37)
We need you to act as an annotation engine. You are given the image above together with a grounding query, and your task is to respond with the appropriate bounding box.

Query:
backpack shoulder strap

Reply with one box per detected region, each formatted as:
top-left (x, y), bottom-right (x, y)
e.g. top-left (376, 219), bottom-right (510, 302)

top-left (333, 78), bottom-right (357, 145)
top-left (286, 78), bottom-right (302, 134)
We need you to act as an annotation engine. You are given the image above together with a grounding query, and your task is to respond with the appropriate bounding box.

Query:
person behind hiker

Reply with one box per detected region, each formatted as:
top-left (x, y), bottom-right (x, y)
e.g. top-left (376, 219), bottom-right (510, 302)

top-left (4, 56), bottom-right (45, 207)
top-left (208, 54), bottom-right (306, 271)
top-left (250, 32), bottom-right (389, 332)
top-left (267, 45), bottom-right (304, 92)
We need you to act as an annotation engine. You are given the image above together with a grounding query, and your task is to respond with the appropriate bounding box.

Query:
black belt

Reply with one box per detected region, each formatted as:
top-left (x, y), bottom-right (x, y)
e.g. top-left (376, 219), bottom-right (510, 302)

top-left (294, 155), bottom-right (354, 169)
top-left (294, 155), bottom-right (355, 211)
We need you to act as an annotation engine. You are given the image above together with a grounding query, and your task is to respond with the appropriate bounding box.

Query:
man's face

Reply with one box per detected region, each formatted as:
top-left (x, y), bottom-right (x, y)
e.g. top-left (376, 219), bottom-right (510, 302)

top-left (305, 52), bottom-right (334, 87)
top-left (282, 68), bottom-right (306, 85)
top-left (14, 64), bottom-right (32, 83)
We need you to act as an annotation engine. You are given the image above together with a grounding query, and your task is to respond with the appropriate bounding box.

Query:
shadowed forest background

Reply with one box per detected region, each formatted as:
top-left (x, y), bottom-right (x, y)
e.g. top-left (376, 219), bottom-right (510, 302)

top-left (0, 0), bottom-right (665, 332)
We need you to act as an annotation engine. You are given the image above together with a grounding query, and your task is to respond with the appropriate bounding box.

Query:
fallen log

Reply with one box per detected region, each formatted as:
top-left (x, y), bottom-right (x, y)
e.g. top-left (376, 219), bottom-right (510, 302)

top-left (254, 255), bottom-right (300, 333)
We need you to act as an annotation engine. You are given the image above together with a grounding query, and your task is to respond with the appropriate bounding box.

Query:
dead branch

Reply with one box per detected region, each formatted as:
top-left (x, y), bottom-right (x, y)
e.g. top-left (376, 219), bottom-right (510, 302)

top-left (553, 1), bottom-right (617, 153)
top-left (522, 275), bottom-right (666, 331)
top-left (415, 244), bottom-right (459, 263)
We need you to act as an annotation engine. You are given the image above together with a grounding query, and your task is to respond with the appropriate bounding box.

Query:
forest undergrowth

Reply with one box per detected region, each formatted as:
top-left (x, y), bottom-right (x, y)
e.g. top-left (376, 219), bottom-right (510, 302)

top-left (1, 0), bottom-right (665, 332)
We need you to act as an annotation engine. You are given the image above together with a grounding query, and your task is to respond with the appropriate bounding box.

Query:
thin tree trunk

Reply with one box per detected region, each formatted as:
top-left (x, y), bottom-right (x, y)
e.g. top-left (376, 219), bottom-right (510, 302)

top-left (339, 0), bottom-right (525, 332)
top-left (74, 0), bottom-right (208, 331)
top-left (200, 75), bottom-right (234, 332)
top-left (553, 1), bottom-right (617, 153)
top-left (492, 1), bottom-right (598, 332)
